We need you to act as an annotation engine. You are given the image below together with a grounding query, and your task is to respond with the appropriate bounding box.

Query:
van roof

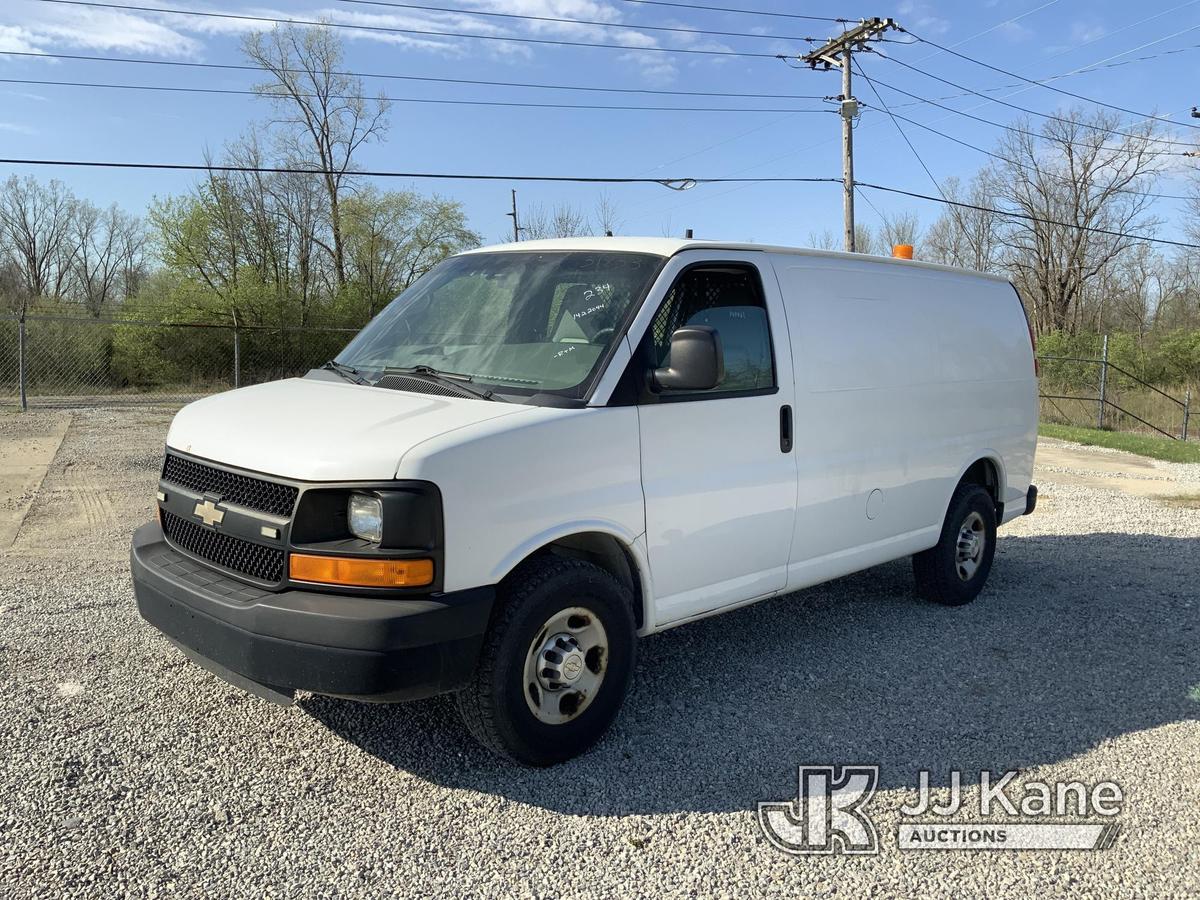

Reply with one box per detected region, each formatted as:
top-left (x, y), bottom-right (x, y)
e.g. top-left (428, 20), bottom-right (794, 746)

top-left (460, 236), bottom-right (1011, 283)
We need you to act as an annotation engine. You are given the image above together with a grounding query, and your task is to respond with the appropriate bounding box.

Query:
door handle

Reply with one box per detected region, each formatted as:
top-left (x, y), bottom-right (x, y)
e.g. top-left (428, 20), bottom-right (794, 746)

top-left (779, 404), bottom-right (793, 453)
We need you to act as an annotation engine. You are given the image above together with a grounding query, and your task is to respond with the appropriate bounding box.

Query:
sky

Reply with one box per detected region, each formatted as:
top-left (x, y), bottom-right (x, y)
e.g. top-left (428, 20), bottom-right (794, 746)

top-left (1, 0), bottom-right (1198, 248)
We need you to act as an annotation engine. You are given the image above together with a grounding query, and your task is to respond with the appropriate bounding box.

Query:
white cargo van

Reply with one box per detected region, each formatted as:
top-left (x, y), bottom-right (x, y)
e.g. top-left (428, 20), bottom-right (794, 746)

top-left (131, 238), bottom-right (1038, 765)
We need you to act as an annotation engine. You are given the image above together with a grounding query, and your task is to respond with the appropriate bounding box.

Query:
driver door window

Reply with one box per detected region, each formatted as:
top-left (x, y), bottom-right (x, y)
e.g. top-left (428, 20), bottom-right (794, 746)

top-left (645, 265), bottom-right (776, 398)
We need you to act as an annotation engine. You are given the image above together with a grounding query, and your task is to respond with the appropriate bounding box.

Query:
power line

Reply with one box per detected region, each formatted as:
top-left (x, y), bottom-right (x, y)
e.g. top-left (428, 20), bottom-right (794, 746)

top-left (8, 153), bottom-right (1185, 251)
top-left (0, 50), bottom-right (825, 100)
top-left (857, 181), bottom-right (1200, 250)
top-left (852, 58), bottom-right (967, 233)
top-left (872, 52), bottom-right (1198, 148)
top-left (904, 26), bottom-right (1200, 130)
top-left (0, 77), bottom-right (836, 115)
top-left (860, 103), bottom-right (1195, 202)
top-left (853, 69), bottom-right (1193, 157)
top-left (33, 0), bottom-right (783, 59)
top-left (333, 0), bottom-right (819, 42)
top-left (642, 3), bottom-right (1073, 209)
top-left (612, 0), bottom-right (845, 22)
top-left (889, 44), bottom-right (1200, 109)
top-left (799, 18), bottom-right (898, 253)
top-left (0, 157), bottom-right (846, 187)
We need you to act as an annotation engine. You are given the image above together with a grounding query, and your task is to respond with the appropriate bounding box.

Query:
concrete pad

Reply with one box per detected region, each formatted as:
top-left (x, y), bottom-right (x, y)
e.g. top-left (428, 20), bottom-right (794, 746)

top-left (1035, 438), bottom-right (1199, 499)
top-left (0, 413), bottom-right (71, 549)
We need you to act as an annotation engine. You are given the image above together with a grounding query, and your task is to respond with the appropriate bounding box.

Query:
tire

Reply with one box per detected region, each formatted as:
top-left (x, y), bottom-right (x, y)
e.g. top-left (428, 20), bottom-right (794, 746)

top-left (912, 483), bottom-right (997, 606)
top-left (455, 555), bottom-right (637, 766)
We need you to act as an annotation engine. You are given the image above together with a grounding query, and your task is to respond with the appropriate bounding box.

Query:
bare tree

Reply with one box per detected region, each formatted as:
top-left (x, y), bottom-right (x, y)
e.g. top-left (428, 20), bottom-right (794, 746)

top-left (0, 257), bottom-right (29, 315)
top-left (807, 228), bottom-right (838, 250)
top-left (521, 202), bottom-right (590, 240)
top-left (71, 201), bottom-right (145, 315)
top-left (991, 110), bottom-right (1164, 335)
top-left (244, 24), bottom-right (390, 288)
top-left (594, 192), bottom-right (623, 236)
top-left (925, 175), bottom-right (1003, 272)
top-left (853, 223), bottom-right (876, 255)
top-left (0, 175), bottom-right (78, 302)
top-left (878, 210), bottom-right (921, 250)
top-left (1187, 171), bottom-right (1200, 246)
top-left (1154, 252), bottom-right (1200, 331)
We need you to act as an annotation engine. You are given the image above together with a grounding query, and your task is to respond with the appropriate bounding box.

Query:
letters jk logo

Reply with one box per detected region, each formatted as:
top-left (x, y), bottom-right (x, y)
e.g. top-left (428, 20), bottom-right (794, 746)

top-left (758, 765), bottom-right (880, 855)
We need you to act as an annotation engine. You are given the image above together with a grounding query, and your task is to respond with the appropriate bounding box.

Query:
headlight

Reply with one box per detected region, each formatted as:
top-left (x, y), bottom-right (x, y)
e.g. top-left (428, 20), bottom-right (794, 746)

top-left (347, 493), bottom-right (383, 543)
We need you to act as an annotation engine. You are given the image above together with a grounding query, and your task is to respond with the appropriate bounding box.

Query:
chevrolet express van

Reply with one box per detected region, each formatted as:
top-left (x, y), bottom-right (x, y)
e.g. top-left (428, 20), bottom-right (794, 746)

top-left (132, 238), bottom-right (1038, 765)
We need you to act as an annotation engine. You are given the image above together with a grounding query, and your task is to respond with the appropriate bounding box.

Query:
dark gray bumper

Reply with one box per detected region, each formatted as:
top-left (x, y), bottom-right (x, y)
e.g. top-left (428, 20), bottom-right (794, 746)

top-left (130, 521), bottom-right (493, 701)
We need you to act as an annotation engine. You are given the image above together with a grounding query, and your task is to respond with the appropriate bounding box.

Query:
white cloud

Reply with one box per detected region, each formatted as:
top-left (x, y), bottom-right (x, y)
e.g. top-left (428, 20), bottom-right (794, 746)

top-left (1069, 20), bottom-right (1107, 44)
top-left (0, 0), bottom-right (711, 85)
top-left (0, 24), bottom-right (43, 53)
top-left (617, 49), bottom-right (676, 85)
top-left (1, 89), bottom-right (48, 101)
top-left (1, 1), bottom-right (202, 56)
top-left (995, 21), bottom-right (1032, 42)
top-left (896, 1), bottom-right (951, 37)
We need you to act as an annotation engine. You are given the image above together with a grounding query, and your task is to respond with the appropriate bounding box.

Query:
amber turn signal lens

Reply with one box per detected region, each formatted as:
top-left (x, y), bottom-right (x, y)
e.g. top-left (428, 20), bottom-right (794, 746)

top-left (289, 554), bottom-right (434, 588)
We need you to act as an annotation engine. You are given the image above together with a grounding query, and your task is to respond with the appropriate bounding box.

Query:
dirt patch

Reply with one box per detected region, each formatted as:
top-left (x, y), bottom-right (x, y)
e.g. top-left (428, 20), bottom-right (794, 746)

top-left (1159, 493), bottom-right (1200, 510)
top-left (0, 412), bottom-right (72, 549)
top-left (2, 409), bottom-right (173, 558)
top-left (1035, 438), bottom-right (1200, 499)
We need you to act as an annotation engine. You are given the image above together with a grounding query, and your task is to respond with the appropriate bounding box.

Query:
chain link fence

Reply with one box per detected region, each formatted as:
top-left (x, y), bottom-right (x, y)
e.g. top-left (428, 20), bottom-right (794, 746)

top-left (0, 313), bottom-right (357, 409)
top-left (1039, 344), bottom-right (1192, 441)
top-left (3, 314), bottom-right (1195, 443)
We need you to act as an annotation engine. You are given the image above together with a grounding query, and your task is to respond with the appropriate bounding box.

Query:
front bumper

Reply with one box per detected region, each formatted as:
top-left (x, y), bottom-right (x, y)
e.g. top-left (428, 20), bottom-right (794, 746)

top-left (131, 522), bottom-right (493, 702)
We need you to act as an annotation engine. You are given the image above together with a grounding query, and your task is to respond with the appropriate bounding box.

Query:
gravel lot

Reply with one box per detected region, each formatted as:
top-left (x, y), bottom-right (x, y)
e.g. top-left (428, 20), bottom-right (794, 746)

top-left (1, 409), bottom-right (1197, 898)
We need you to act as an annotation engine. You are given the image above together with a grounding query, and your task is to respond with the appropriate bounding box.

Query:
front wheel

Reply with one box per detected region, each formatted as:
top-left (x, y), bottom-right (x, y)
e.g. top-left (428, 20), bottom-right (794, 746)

top-left (455, 556), bottom-right (636, 766)
top-left (912, 483), bottom-right (997, 606)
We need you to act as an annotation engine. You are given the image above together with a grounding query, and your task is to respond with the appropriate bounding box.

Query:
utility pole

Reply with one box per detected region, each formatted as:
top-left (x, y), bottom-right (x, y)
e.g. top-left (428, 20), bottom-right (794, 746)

top-left (801, 18), bottom-right (896, 253)
top-left (506, 189), bottom-right (522, 242)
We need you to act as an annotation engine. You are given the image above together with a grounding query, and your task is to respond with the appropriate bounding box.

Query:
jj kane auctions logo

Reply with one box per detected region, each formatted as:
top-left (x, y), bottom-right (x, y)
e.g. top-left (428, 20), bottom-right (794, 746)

top-left (758, 766), bottom-right (1124, 854)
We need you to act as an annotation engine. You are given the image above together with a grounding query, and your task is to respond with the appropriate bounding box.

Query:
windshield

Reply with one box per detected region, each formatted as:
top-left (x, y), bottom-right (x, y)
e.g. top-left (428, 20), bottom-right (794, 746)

top-left (334, 250), bottom-right (664, 400)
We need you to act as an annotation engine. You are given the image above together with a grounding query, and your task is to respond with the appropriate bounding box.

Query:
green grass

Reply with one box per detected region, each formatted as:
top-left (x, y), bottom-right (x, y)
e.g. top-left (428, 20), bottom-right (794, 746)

top-left (1038, 423), bottom-right (1200, 464)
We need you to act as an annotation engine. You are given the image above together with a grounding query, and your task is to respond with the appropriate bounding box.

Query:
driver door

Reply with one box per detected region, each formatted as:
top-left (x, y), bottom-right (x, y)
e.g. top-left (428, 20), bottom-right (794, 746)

top-left (624, 252), bottom-right (798, 626)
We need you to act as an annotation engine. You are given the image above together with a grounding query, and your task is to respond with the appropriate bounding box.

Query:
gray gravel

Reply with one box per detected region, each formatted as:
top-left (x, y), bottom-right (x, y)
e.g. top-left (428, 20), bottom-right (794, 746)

top-left (1, 409), bottom-right (1197, 898)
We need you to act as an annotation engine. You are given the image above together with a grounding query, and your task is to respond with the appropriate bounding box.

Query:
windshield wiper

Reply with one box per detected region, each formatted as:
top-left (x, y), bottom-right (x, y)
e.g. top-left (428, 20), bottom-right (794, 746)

top-left (321, 360), bottom-right (367, 384)
top-left (382, 365), bottom-right (507, 402)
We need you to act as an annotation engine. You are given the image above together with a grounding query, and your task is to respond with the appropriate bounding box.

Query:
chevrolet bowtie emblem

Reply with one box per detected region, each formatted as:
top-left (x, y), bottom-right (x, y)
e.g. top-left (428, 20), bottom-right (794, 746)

top-left (193, 499), bottom-right (225, 527)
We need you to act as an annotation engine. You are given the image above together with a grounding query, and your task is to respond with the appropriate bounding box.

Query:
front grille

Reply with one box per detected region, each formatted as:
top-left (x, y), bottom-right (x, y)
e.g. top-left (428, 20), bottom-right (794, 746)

top-left (162, 453), bottom-right (297, 517)
top-left (161, 510), bottom-right (285, 584)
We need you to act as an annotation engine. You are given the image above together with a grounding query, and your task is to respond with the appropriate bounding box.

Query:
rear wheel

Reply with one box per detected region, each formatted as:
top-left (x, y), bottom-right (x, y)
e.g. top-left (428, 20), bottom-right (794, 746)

top-left (913, 483), bottom-right (997, 606)
top-left (455, 556), bottom-right (636, 766)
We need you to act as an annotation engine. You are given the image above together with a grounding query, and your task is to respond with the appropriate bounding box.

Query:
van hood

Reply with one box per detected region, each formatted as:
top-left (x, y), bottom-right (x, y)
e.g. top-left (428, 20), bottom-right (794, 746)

top-left (166, 376), bottom-right (534, 481)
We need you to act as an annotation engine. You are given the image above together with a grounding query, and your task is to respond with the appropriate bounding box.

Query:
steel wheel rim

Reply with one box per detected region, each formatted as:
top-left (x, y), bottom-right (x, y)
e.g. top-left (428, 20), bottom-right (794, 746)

top-left (955, 511), bottom-right (986, 582)
top-left (523, 606), bottom-right (609, 725)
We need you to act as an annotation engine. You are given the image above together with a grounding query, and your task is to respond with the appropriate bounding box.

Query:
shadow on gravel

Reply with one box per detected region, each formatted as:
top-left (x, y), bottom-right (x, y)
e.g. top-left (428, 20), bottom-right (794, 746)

top-left (303, 532), bottom-right (1199, 815)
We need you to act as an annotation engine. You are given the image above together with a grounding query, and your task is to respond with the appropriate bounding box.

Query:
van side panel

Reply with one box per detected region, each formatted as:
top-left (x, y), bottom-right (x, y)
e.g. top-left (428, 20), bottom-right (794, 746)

top-left (769, 254), bottom-right (1037, 589)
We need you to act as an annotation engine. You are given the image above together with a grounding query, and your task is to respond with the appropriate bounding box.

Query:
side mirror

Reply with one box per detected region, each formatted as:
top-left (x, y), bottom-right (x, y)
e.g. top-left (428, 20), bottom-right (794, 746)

top-left (651, 325), bottom-right (725, 392)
